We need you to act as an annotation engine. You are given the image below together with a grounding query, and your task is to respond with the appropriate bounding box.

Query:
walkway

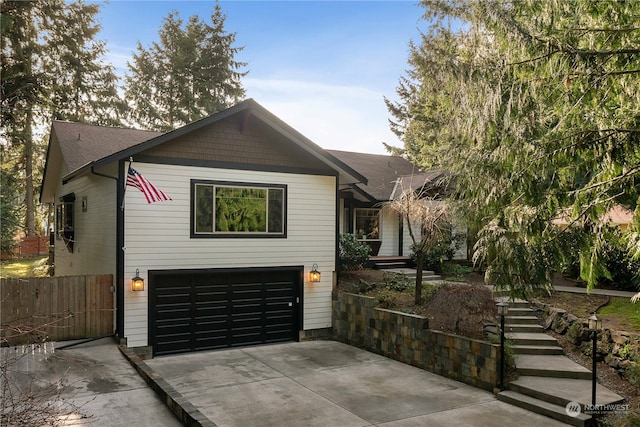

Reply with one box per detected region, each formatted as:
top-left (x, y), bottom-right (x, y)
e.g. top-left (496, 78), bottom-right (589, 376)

top-left (495, 300), bottom-right (624, 427)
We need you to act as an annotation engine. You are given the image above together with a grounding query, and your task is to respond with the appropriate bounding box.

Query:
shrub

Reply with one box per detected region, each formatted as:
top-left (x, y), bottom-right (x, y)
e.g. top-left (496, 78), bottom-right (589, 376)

top-left (338, 234), bottom-right (371, 271)
top-left (600, 240), bottom-right (640, 291)
top-left (425, 283), bottom-right (496, 339)
top-left (376, 289), bottom-right (398, 308)
top-left (441, 262), bottom-right (473, 278)
top-left (383, 272), bottom-right (414, 292)
top-left (623, 362), bottom-right (640, 387)
top-left (410, 230), bottom-right (465, 273)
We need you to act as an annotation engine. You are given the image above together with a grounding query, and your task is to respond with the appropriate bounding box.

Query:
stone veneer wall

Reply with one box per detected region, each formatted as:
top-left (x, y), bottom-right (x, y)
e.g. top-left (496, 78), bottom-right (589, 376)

top-left (333, 292), bottom-right (499, 391)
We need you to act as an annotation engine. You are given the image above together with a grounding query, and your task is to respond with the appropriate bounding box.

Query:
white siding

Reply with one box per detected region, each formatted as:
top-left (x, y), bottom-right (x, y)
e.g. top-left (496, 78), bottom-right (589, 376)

top-left (53, 168), bottom-right (118, 278)
top-left (123, 163), bottom-right (336, 347)
top-left (378, 206), bottom-right (400, 256)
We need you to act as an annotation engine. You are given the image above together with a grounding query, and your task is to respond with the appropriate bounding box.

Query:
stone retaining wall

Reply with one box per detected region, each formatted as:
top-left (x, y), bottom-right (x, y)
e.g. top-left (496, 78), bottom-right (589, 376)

top-left (333, 292), bottom-right (499, 391)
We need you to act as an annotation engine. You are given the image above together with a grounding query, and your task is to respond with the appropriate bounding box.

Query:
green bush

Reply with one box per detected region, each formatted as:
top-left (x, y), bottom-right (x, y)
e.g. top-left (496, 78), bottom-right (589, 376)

top-left (339, 234), bottom-right (371, 271)
top-left (441, 262), bottom-right (473, 278)
top-left (600, 240), bottom-right (640, 291)
top-left (623, 362), bottom-right (640, 387)
top-left (376, 289), bottom-right (398, 308)
top-left (383, 272), bottom-right (414, 292)
top-left (558, 227), bottom-right (640, 292)
top-left (410, 230), bottom-right (465, 273)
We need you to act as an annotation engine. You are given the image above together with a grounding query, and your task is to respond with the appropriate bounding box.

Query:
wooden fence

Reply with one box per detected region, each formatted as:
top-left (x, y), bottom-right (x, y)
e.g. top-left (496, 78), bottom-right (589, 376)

top-left (1, 275), bottom-right (114, 344)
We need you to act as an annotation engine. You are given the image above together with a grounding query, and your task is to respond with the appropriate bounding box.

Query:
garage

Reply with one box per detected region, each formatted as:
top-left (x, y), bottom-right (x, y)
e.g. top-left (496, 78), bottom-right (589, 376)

top-left (149, 267), bottom-right (302, 356)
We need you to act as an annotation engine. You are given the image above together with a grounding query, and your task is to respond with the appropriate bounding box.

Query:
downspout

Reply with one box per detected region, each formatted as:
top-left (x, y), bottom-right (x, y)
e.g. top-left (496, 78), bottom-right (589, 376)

top-left (90, 164), bottom-right (124, 340)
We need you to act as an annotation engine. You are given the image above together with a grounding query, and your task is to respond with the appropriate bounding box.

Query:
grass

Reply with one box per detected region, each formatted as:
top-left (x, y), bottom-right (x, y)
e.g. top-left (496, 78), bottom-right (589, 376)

top-left (0, 256), bottom-right (49, 278)
top-left (599, 297), bottom-right (640, 330)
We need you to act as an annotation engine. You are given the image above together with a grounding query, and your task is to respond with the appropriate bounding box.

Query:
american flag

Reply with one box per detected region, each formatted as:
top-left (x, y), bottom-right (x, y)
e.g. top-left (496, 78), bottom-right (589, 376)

top-left (126, 166), bottom-right (172, 203)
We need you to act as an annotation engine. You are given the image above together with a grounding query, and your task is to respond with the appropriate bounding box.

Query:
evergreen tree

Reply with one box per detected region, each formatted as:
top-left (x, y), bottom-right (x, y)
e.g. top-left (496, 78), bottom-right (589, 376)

top-left (45, 1), bottom-right (126, 125)
top-left (124, 4), bottom-right (247, 132)
top-left (1, 0), bottom-right (124, 238)
top-left (1, 0), bottom-right (50, 237)
top-left (388, 0), bottom-right (640, 297)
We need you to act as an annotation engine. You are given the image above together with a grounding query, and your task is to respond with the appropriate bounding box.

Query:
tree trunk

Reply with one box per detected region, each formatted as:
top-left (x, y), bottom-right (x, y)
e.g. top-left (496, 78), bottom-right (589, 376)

top-left (415, 251), bottom-right (425, 305)
top-left (24, 109), bottom-right (36, 237)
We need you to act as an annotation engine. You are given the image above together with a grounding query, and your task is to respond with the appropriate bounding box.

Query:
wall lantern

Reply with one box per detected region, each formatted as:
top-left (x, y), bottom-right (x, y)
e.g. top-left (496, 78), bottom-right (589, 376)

top-left (131, 268), bottom-right (144, 291)
top-left (309, 264), bottom-right (321, 283)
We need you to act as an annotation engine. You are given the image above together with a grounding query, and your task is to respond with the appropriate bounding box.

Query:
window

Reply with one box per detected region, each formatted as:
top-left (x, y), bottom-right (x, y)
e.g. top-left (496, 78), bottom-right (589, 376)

top-left (56, 193), bottom-right (75, 252)
top-left (354, 208), bottom-right (380, 240)
top-left (192, 180), bottom-right (286, 237)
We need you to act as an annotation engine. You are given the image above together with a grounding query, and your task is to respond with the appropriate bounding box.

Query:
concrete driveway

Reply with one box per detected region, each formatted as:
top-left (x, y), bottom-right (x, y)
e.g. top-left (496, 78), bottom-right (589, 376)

top-left (145, 340), bottom-right (571, 427)
top-left (2, 337), bottom-right (181, 427)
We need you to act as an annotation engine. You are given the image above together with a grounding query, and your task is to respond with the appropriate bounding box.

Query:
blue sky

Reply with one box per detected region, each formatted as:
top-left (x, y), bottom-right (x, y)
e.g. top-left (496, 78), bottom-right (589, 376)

top-left (96, 1), bottom-right (426, 154)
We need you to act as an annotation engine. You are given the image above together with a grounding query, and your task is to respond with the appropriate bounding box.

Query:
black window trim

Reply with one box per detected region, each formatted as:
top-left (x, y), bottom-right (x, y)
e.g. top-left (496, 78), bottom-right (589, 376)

top-left (56, 192), bottom-right (76, 252)
top-left (190, 179), bottom-right (287, 239)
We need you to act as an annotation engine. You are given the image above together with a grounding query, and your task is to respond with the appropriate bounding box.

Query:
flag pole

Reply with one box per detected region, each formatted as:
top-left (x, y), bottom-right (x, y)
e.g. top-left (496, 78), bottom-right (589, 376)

top-left (121, 157), bottom-right (133, 211)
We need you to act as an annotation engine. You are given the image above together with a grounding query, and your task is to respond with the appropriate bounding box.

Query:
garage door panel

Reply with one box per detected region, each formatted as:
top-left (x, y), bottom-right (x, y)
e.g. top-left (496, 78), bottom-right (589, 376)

top-left (150, 268), bottom-right (300, 356)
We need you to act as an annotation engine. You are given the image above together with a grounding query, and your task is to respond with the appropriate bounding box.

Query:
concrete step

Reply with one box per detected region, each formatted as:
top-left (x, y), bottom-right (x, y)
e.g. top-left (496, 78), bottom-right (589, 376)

top-left (506, 332), bottom-right (559, 346)
top-left (504, 315), bottom-right (539, 325)
top-left (505, 324), bottom-right (545, 333)
top-left (495, 298), bottom-right (530, 309)
top-left (498, 390), bottom-right (591, 427)
top-left (376, 262), bottom-right (410, 269)
top-left (506, 307), bottom-right (535, 316)
top-left (509, 376), bottom-right (625, 409)
top-left (422, 275), bottom-right (442, 282)
top-left (512, 345), bottom-right (565, 356)
top-left (514, 355), bottom-right (592, 380)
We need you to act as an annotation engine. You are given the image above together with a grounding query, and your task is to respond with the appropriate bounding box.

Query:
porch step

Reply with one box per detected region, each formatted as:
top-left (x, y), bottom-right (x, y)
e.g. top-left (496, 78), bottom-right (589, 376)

top-left (512, 345), bottom-right (565, 355)
top-left (370, 256), bottom-right (410, 270)
top-left (497, 390), bottom-right (591, 427)
top-left (514, 355), bottom-right (592, 380)
top-left (375, 262), bottom-right (409, 269)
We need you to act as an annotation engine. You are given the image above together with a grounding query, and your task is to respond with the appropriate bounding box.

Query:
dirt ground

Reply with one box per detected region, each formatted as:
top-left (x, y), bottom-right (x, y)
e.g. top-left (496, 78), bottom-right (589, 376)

top-left (337, 269), bottom-right (640, 424)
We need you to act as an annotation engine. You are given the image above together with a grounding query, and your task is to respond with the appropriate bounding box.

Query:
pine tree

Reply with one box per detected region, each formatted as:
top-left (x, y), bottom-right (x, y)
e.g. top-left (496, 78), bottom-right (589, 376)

top-left (1, 0), bottom-right (124, 238)
top-left (124, 4), bottom-right (247, 131)
top-left (44, 1), bottom-right (126, 125)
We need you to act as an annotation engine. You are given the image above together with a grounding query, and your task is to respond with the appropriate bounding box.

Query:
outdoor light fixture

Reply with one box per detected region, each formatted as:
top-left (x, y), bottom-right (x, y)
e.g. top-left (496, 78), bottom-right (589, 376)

top-left (131, 269), bottom-right (144, 292)
top-left (588, 314), bottom-right (602, 427)
top-left (497, 301), bottom-right (509, 316)
top-left (309, 264), bottom-right (321, 283)
top-left (496, 301), bottom-right (508, 390)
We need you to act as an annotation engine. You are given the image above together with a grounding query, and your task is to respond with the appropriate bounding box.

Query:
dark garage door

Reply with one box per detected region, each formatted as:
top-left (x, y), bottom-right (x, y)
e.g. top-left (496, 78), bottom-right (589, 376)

top-left (149, 267), bottom-right (301, 356)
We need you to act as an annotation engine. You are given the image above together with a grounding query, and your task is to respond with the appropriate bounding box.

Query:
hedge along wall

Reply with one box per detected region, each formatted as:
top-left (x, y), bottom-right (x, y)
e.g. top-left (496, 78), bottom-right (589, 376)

top-left (333, 292), bottom-right (499, 392)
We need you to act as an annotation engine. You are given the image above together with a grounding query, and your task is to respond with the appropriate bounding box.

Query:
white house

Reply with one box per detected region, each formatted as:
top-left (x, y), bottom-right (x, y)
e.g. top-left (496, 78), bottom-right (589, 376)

top-left (40, 99), bottom-right (366, 356)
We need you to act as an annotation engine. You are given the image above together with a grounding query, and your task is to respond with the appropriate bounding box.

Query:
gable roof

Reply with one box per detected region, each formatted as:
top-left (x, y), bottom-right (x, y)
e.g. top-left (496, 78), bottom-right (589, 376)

top-left (41, 99), bottom-right (367, 203)
top-left (53, 121), bottom-right (162, 173)
top-left (327, 150), bottom-right (441, 202)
